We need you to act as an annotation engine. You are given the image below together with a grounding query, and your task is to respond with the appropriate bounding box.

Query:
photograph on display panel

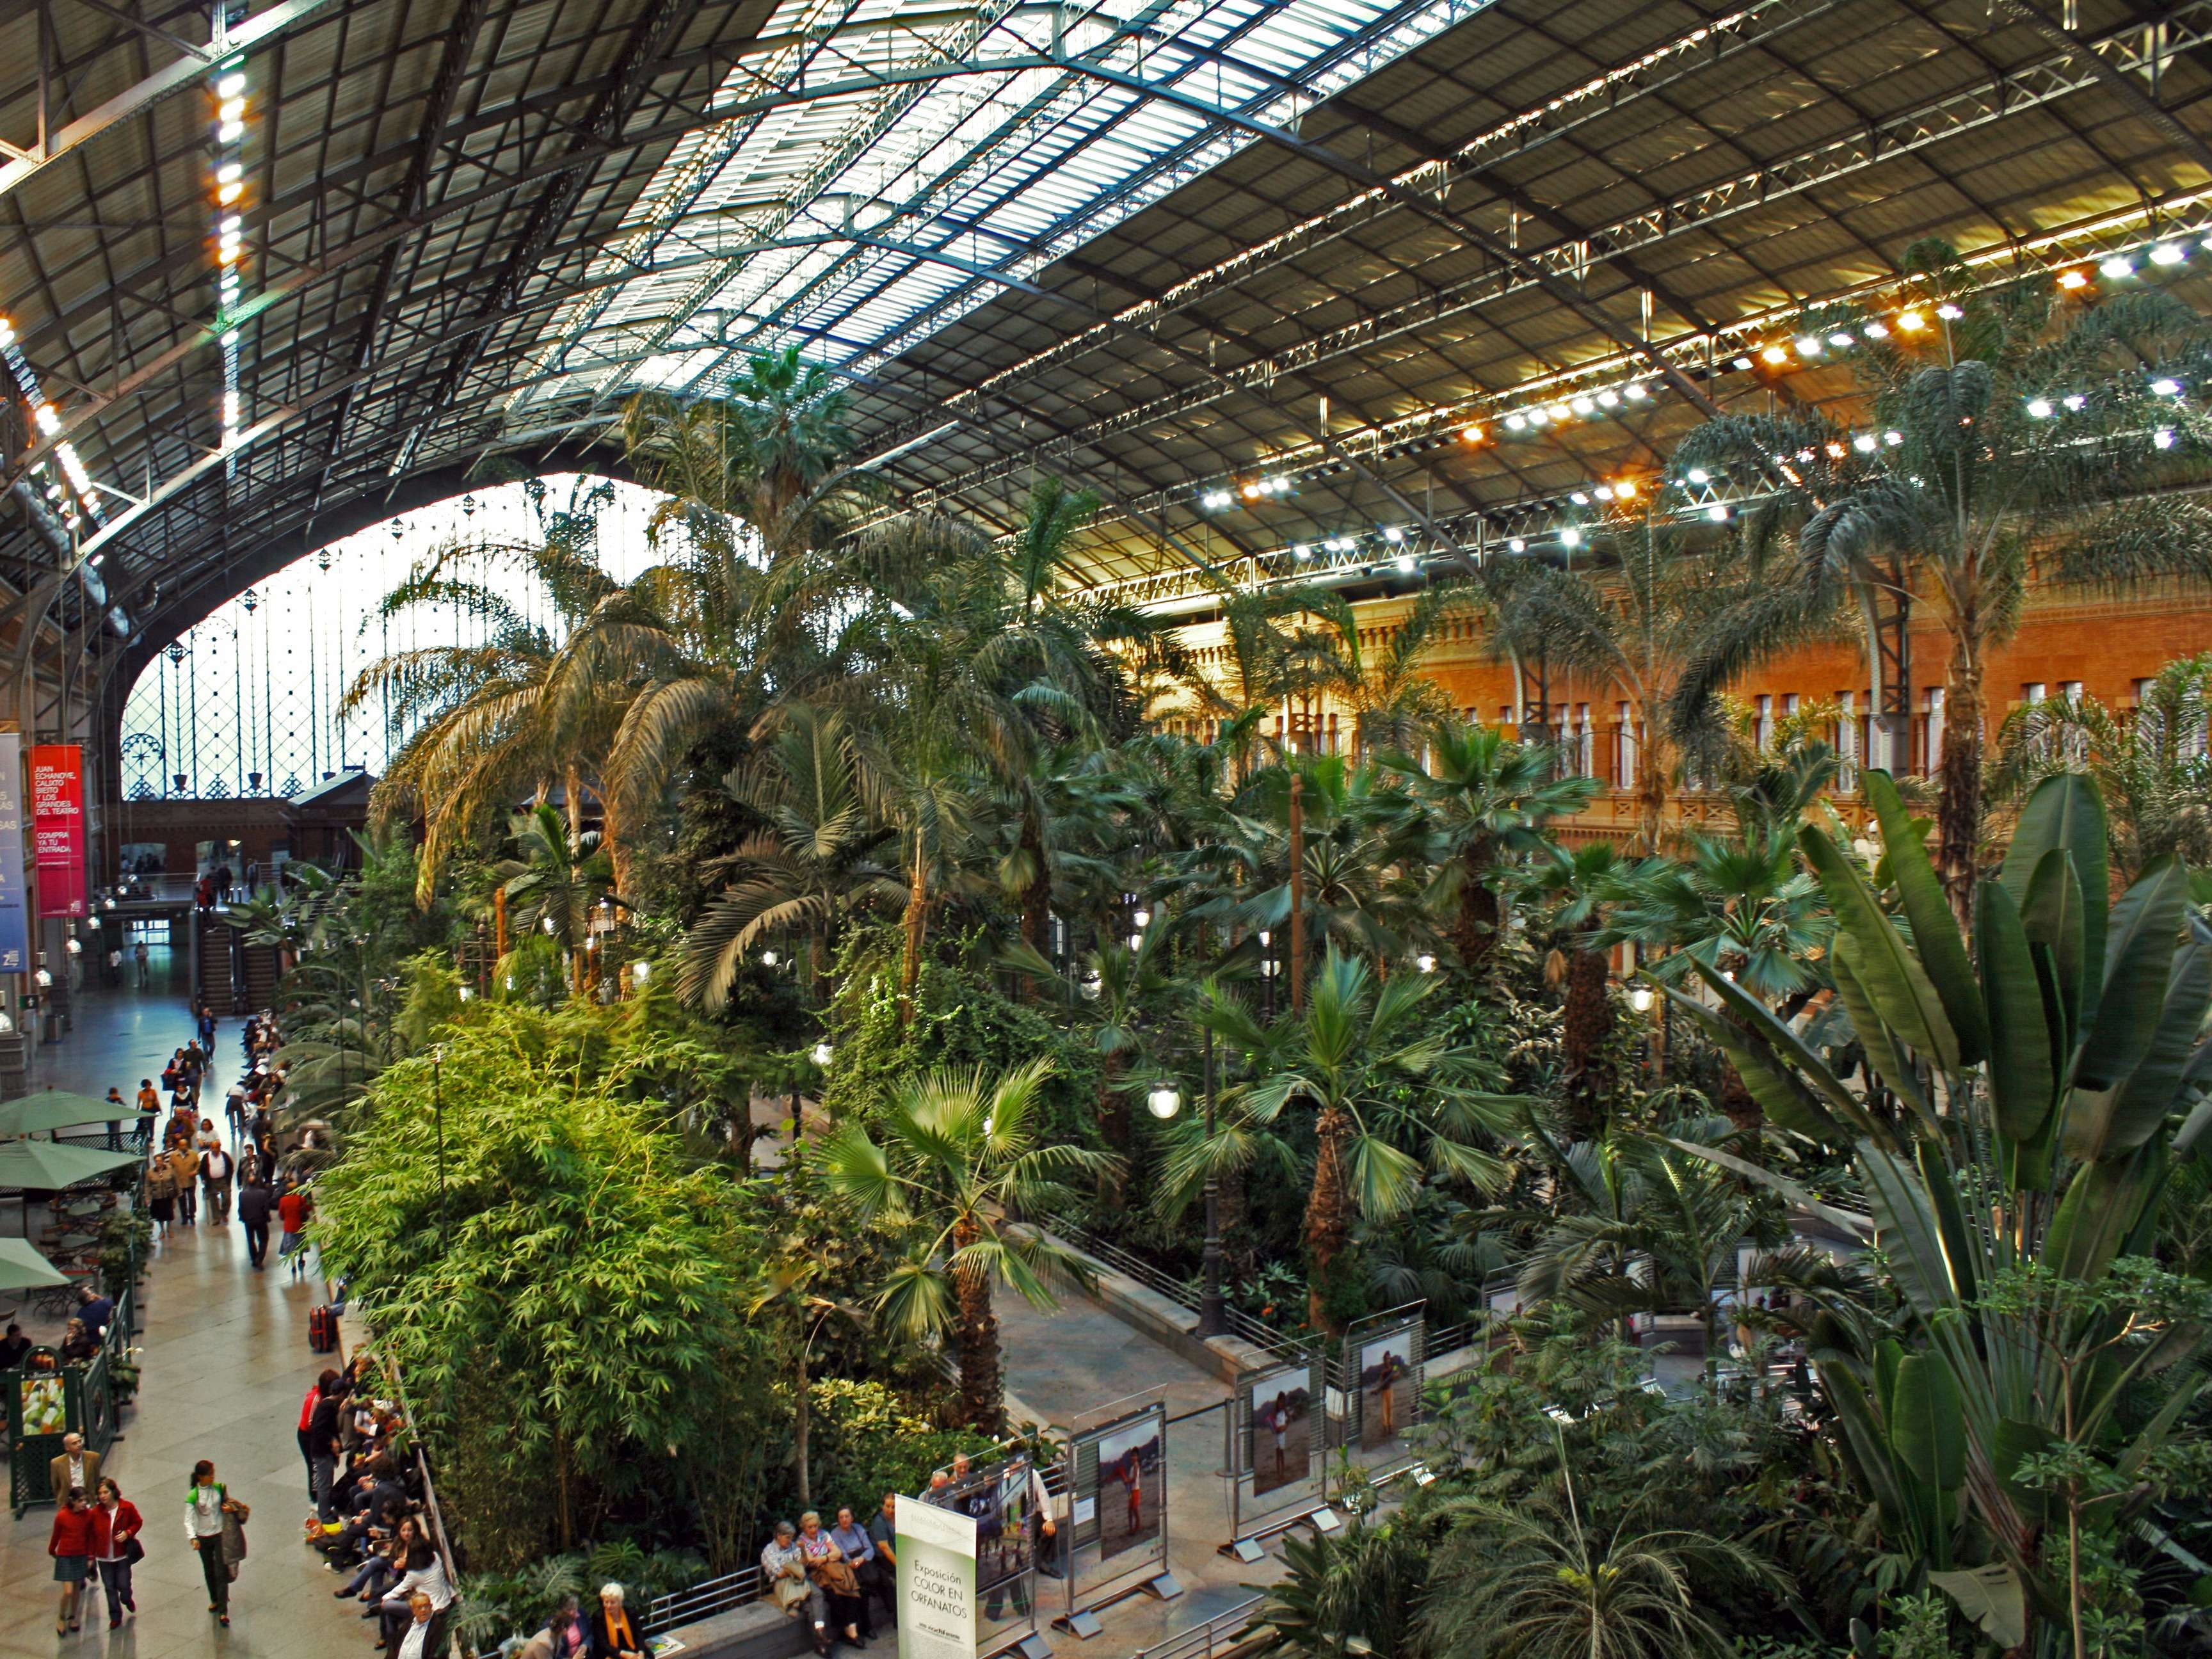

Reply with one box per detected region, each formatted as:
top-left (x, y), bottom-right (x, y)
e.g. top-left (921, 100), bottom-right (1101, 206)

top-left (1246, 1365), bottom-right (1316, 1498)
top-left (1090, 1412), bottom-right (1164, 1565)
top-left (1356, 1325), bottom-right (1420, 1449)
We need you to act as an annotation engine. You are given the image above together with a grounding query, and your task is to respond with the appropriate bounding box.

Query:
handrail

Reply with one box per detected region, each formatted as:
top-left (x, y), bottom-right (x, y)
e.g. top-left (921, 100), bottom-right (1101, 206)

top-left (1042, 1211), bottom-right (1308, 1359)
top-left (643, 1565), bottom-right (763, 1635)
top-left (1130, 1594), bottom-right (1267, 1659)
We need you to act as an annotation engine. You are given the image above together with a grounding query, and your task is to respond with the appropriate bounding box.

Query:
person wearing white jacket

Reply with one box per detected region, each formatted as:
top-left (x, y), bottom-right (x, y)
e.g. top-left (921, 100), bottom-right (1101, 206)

top-left (183, 1460), bottom-right (231, 1627)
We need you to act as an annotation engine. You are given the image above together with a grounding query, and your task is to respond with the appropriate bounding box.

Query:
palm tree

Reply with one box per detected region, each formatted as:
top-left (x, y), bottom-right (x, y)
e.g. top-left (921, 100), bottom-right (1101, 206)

top-left (1315, 581), bottom-right (1473, 758)
top-left (1491, 511), bottom-right (1742, 854)
top-left (572, 351), bottom-right (882, 878)
top-left (678, 703), bottom-right (902, 1007)
top-left (1672, 241), bottom-right (2212, 915)
top-left (1989, 651), bottom-right (2212, 877)
top-left (1385, 722), bottom-right (1596, 969)
top-left (350, 477), bottom-right (625, 902)
top-left (493, 802), bottom-right (616, 965)
top-left (1599, 755), bottom-right (1836, 1126)
top-left (819, 1060), bottom-right (1119, 1428)
top-left (1420, 1477), bottom-right (1781, 1658)
top-left (1004, 926), bottom-right (1179, 1161)
top-left (1526, 843), bottom-right (1625, 1136)
top-left (1245, 948), bottom-right (1521, 1331)
top-left (1514, 1129), bottom-right (1759, 1382)
top-left (1178, 757), bottom-right (1433, 975)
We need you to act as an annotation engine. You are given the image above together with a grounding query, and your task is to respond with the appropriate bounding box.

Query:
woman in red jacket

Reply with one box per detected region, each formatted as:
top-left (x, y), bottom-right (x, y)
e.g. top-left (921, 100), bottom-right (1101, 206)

top-left (92, 1477), bottom-right (144, 1628)
top-left (48, 1483), bottom-right (95, 1633)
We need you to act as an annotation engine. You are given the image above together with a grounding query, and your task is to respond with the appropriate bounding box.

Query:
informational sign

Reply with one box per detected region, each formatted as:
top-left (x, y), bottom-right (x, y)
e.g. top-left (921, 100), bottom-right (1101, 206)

top-left (1069, 1400), bottom-right (1168, 1581)
top-left (29, 745), bottom-right (85, 918)
top-left (1244, 1358), bottom-right (1324, 1500)
top-left (897, 1492), bottom-right (978, 1659)
top-left (1345, 1312), bottom-right (1425, 1451)
top-left (0, 734), bottom-right (26, 970)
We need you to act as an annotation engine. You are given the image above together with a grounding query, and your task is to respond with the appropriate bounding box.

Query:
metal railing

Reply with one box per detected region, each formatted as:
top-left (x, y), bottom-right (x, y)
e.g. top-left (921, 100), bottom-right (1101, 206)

top-left (1043, 1212), bottom-right (1308, 1359)
top-left (643, 1565), bottom-right (764, 1635)
top-left (1131, 1595), bottom-right (1267, 1659)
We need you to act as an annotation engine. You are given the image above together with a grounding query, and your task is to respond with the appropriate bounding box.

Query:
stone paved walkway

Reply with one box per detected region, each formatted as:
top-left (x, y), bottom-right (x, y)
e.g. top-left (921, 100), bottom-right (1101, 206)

top-left (0, 947), bottom-right (369, 1659)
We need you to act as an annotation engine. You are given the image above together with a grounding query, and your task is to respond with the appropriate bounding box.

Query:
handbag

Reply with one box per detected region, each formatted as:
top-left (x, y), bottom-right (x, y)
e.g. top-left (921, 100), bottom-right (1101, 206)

top-left (122, 1537), bottom-right (145, 1566)
top-left (773, 1575), bottom-right (811, 1613)
top-left (812, 1558), bottom-right (860, 1600)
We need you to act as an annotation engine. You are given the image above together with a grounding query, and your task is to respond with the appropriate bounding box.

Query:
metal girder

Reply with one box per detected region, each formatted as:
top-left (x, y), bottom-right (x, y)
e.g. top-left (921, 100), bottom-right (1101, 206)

top-left (899, 0), bottom-right (2212, 511)
top-left (917, 0), bottom-right (1845, 431)
top-left (307, 0), bottom-right (495, 522)
top-left (529, 0), bottom-right (1039, 399)
top-left (707, 0), bottom-right (1499, 387)
top-left (2001, 0), bottom-right (2212, 179)
top-left (14, 0), bottom-right (2209, 573)
top-left (385, 0), bottom-right (707, 478)
top-left (0, 0), bottom-right (337, 200)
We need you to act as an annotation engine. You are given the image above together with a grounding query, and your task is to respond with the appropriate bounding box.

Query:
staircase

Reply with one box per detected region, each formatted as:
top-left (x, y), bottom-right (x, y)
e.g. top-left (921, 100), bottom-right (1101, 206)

top-left (241, 941), bottom-right (280, 1015)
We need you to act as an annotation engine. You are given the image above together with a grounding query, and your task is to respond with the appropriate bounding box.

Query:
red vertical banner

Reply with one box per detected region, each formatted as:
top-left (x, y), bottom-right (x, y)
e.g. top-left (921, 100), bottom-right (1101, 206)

top-left (31, 744), bottom-right (86, 918)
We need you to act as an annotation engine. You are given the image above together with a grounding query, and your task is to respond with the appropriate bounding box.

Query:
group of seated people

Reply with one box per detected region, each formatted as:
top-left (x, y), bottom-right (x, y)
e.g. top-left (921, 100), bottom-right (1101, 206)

top-left (296, 1355), bottom-right (449, 1658)
top-left (760, 1498), bottom-right (900, 1655)
top-left (0, 1283), bottom-right (117, 1372)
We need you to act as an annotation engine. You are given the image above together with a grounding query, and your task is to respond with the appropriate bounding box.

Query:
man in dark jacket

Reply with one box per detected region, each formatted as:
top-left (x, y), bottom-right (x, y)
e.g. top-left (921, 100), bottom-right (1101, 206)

top-left (237, 1175), bottom-right (274, 1269)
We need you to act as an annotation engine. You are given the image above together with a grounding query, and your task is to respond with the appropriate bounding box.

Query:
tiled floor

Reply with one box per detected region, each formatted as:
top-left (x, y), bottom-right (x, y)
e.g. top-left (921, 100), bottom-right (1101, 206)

top-left (1, 951), bottom-right (373, 1659)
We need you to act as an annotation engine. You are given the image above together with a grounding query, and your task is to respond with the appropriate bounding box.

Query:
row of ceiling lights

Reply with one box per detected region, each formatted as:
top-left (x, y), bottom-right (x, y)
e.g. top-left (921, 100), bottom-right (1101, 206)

top-left (1190, 231), bottom-right (2210, 522)
top-left (0, 322), bottom-right (102, 535)
top-left (211, 40), bottom-right (250, 456)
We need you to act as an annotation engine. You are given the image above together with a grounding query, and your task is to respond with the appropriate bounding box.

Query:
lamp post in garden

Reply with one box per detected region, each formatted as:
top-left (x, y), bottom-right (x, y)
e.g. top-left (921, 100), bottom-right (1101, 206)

top-left (1146, 1072), bottom-right (1227, 1338)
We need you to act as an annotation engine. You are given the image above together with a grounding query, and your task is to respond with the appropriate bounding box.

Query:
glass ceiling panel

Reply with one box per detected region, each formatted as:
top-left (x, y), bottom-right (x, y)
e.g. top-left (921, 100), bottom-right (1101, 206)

top-left (506, 0), bottom-right (1492, 431)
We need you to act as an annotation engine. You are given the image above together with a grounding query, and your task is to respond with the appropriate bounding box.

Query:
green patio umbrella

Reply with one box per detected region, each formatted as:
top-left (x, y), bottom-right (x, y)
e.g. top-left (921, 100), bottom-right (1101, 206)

top-left (0, 1093), bottom-right (127, 1138)
top-left (0, 1139), bottom-right (138, 1238)
top-left (0, 1140), bottom-right (140, 1190)
top-left (0, 1237), bottom-right (67, 1288)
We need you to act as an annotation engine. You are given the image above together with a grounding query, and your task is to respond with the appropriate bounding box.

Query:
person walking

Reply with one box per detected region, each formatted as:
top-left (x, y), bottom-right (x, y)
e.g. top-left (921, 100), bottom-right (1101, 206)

top-left (145, 1151), bottom-right (177, 1240)
top-left (200, 1137), bottom-right (236, 1224)
top-left (133, 938), bottom-right (149, 988)
top-left (49, 1430), bottom-right (102, 1502)
top-left (185, 1459), bottom-right (234, 1626)
top-left (238, 1169), bottom-right (274, 1268)
top-left (102, 1086), bottom-right (127, 1151)
top-left (197, 1002), bottom-right (217, 1052)
top-left (168, 1142), bottom-right (198, 1226)
top-left (277, 1181), bottom-right (312, 1280)
top-left (92, 1477), bottom-right (143, 1629)
top-left (49, 1484), bottom-right (95, 1633)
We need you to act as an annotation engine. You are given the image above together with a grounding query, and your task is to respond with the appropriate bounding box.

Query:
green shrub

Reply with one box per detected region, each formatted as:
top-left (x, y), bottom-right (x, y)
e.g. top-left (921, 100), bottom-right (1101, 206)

top-left (800, 1377), bottom-right (1000, 1516)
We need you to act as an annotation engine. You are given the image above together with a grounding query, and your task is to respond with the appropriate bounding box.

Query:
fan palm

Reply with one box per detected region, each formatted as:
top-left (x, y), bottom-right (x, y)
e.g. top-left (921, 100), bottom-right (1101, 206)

top-left (1246, 947), bottom-right (1521, 1331)
top-left (1385, 721), bottom-right (1597, 968)
top-left (818, 1059), bottom-right (1119, 1427)
top-left (677, 703), bottom-right (902, 1007)
top-left (1178, 756), bottom-right (1432, 976)
top-left (1420, 1479), bottom-right (1783, 1658)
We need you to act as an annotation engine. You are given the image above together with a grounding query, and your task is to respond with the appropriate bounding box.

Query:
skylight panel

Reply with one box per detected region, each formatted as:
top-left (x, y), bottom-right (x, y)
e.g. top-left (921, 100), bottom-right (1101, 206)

top-left (508, 0), bottom-right (1493, 422)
